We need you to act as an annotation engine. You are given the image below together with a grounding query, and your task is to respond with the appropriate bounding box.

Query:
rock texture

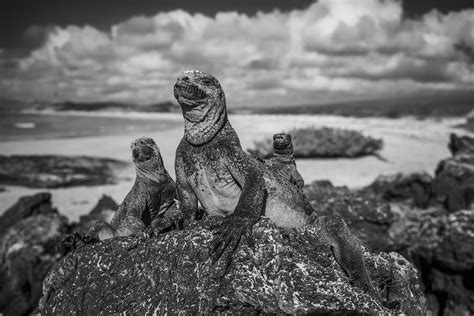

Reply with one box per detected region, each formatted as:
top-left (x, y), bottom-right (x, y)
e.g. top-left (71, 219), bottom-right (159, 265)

top-left (393, 209), bottom-right (474, 315)
top-left (366, 173), bottom-right (434, 209)
top-left (248, 127), bottom-right (383, 159)
top-left (305, 177), bottom-right (474, 315)
top-left (364, 133), bottom-right (474, 213)
top-left (38, 217), bottom-right (427, 315)
top-left (304, 181), bottom-right (396, 252)
top-left (432, 134), bottom-right (474, 212)
top-left (0, 193), bottom-right (68, 316)
top-left (0, 193), bottom-right (119, 316)
top-left (0, 192), bottom-right (56, 236)
top-left (74, 195), bottom-right (118, 234)
top-left (0, 155), bottom-right (128, 188)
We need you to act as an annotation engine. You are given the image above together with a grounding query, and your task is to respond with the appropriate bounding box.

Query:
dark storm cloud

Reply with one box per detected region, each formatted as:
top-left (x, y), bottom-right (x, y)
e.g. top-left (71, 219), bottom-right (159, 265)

top-left (454, 42), bottom-right (474, 63)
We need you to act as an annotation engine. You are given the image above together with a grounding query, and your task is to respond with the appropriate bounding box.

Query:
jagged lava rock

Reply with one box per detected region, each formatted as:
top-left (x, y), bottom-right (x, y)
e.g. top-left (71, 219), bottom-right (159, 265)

top-left (393, 209), bottom-right (474, 315)
top-left (431, 133), bottom-right (474, 212)
top-left (0, 192), bottom-right (55, 237)
top-left (0, 155), bottom-right (129, 189)
top-left (365, 173), bottom-right (434, 209)
top-left (432, 156), bottom-right (474, 212)
top-left (0, 193), bottom-right (69, 316)
top-left (74, 194), bottom-right (118, 233)
top-left (39, 217), bottom-right (427, 315)
top-left (304, 181), bottom-right (396, 252)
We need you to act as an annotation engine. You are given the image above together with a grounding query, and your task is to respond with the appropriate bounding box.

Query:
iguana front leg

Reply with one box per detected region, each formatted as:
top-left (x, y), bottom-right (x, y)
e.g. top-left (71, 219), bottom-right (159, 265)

top-left (147, 200), bottom-right (182, 235)
top-left (107, 195), bottom-right (147, 237)
top-left (210, 146), bottom-right (266, 272)
top-left (291, 166), bottom-right (305, 190)
top-left (175, 153), bottom-right (198, 228)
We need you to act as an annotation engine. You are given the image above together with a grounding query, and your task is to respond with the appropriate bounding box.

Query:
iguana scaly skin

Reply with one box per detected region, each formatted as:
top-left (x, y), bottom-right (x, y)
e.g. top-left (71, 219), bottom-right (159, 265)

top-left (90, 137), bottom-right (179, 240)
top-left (265, 133), bottom-right (304, 189)
top-left (173, 70), bottom-right (375, 295)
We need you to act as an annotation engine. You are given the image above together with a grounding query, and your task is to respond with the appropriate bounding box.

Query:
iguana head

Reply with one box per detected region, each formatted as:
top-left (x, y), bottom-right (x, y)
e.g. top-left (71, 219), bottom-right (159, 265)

top-left (131, 137), bottom-right (165, 180)
top-left (273, 133), bottom-right (294, 155)
top-left (174, 70), bottom-right (227, 145)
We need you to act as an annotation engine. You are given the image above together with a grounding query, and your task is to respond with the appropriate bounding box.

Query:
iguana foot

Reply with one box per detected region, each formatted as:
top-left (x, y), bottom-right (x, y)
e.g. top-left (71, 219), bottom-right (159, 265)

top-left (347, 269), bottom-right (378, 297)
top-left (57, 232), bottom-right (98, 256)
top-left (142, 226), bottom-right (157, 239)
top-left (142, 221), bottom-right (175, 238)
top-left (210, 214), bottom-right (252, 274)
top-left (382, 300), bottom-right (401, 310)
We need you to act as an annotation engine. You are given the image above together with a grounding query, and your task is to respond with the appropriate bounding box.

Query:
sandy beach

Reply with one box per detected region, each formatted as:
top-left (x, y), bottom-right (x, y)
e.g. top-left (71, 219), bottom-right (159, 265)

top-left (0, 112), bottom-right (471, 221)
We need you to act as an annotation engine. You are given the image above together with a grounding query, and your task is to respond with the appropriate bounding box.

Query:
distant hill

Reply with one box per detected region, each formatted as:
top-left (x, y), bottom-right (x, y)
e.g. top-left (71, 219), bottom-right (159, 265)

top-left (0, 98), bottom-right (34, 113)
top-left (3, 91), bottom-right (473, 119)
top-left (0, 99), bottom-right (180, 114)
top-left (41, 101), bottom-right (180, 113)
top-left (235, 92), bottom-right (474, 119)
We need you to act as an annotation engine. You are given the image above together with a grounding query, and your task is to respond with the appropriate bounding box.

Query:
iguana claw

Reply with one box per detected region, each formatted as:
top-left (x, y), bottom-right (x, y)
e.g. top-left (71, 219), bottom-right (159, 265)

top-left (57, 232), bottom-right (98, 256)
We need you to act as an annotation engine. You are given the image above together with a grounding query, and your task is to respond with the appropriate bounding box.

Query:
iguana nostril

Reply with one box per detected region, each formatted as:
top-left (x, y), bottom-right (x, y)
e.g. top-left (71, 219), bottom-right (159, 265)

top-left (183, 76), bottom-right (190, 82)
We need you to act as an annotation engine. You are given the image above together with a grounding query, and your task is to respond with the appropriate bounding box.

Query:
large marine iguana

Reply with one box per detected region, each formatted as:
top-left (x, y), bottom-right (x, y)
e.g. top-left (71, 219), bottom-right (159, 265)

top-left (264, 133), bottom-right (305, 190)
top-left (173, 70), bottom-right (375, 294)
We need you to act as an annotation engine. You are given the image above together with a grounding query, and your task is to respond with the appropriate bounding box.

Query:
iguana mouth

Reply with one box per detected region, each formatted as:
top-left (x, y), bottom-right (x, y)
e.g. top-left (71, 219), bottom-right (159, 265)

top-left (132, 145), bottom-right (155, 163)
top-left (174, 82), bottom-right (207, 102)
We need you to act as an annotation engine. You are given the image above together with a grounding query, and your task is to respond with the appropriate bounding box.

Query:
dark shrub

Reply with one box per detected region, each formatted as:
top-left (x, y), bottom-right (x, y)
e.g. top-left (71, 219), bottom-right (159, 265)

top-left (247, 126), bottom-right (383, 159)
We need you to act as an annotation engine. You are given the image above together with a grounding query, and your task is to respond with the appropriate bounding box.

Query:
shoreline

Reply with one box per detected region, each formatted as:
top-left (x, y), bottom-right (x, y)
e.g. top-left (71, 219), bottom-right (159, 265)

top-left (1, 112), bottom-right (473, 220)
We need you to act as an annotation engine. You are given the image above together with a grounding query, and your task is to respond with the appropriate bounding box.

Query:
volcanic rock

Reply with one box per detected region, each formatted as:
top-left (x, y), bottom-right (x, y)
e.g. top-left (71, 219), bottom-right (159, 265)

top-left (38, 217), bottom-right (427, 315)
top-left (0, 155), bottom-right (129, 189)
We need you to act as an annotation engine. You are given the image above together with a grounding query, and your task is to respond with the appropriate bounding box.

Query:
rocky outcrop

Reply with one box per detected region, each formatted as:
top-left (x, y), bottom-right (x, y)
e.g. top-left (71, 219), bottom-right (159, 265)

top-left (0, 192), bottom-right (56, 236)
top-left (74, 195), bottom-right (118, 234)
top-left (0, 155), bottom-right (129, 188)
top-left (432, 134), bottom-right (474, 212)
top-left (304, 181), bottom-right (396, 252)
top-left (248, 127), bottom-right (383, 159)
top-left (365, 173), bottom-right (434, 209)
top-left (305, 178), bottom-right (474, 315)
top-left (364, 133), bottom-right (474, 212)
top-left (0, 193), bottom-right (68, 316)
top-left (38, 217), bottom-right (427, 315)
top-left (393, 209), bottom-right (474, 315)
top-left (0, 193), bottom-right (118, 316)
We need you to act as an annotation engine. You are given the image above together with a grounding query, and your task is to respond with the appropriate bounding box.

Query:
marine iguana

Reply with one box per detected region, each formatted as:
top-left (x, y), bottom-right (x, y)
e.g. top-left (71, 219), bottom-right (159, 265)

top-left (90, 137), bottom-right (179, 240)
top-left (173, 70), bottom-right (375, 295)
top-left (264, 133), bottom-right (305, 189)
top-left (59, 137), bottom-right (179, 251)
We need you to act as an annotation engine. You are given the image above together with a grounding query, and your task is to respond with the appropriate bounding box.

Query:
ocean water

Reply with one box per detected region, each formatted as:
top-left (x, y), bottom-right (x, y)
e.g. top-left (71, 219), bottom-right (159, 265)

top-left (0, 112), bottom-right (181, 141)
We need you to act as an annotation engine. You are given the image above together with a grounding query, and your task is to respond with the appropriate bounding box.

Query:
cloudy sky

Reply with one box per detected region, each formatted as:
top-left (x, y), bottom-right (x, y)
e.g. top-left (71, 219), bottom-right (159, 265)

top-left (1, 0), bottom-right (473, 107)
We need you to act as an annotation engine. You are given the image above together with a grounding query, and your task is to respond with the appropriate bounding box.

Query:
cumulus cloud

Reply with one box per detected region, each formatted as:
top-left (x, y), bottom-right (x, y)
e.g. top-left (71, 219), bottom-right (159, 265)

top-left (1, 0), bottom-right (474, 106)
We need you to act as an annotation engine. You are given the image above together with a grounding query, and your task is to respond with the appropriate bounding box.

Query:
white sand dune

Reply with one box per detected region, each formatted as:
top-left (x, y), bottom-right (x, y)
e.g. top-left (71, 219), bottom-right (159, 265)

top-left (0, 113), bottom-right (471, 221)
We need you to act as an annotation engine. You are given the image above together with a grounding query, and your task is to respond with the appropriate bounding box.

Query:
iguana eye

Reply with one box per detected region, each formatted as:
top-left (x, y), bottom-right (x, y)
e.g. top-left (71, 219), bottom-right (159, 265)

top-left (202, 79), bottom-right (212, 85)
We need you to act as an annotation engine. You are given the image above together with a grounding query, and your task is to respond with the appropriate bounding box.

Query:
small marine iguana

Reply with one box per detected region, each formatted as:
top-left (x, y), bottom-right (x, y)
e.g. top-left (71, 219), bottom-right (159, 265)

top-left (90, 137), bottom-right (179, 240)
top-left (174, 70), bottom-right (376, 295)
top-left (264, 133), bottom-right (305, 190)
top-left (60, 137), bottom-right (179, 251)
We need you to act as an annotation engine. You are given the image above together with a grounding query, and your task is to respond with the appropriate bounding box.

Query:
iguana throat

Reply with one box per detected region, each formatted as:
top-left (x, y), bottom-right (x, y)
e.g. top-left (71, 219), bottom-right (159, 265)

top-left (174, 70), bottom-right (227, 146)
